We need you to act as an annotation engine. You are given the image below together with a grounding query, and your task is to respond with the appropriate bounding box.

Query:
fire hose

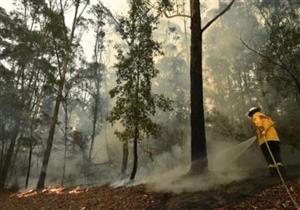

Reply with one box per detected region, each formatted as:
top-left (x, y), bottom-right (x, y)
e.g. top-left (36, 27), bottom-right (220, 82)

top-left (261, 125), bottom-right (300, 210)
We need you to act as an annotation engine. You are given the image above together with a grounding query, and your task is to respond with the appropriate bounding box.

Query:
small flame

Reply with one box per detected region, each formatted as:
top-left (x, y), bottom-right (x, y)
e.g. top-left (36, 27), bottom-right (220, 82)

top-left (11, 189), bottom-right (37, 198)
top-left (69, 186), bottom-right (84, 194)
top-left (44, 186), bottom-right (65, 194)
top-left (12, 185), bottom-right (88, 198)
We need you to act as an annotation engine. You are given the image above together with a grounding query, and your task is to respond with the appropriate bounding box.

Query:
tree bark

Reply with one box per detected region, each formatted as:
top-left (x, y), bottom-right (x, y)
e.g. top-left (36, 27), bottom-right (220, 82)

top-left (36, 0), bottom-right (86, 190)
top-left (0, 122), bottom-right (20, 189)
top-left (121, 142), bottom-right (128, 175)
top-left (0, 140), bottom-right (4, 170)
top-left (25, 144), bottom-right (33, 188)
top-left (105, 123), bottom-right (112, 164)
top-left (130, 128), bottom-right (138, 180)
top-left (88, 94), bottom-right (99, 162)
top-left (36, 77), bottom-right (65, 190)
top-left (61, 100), bottom-right (68, 186)
top-left (189, 0), bottom-right (208, 173)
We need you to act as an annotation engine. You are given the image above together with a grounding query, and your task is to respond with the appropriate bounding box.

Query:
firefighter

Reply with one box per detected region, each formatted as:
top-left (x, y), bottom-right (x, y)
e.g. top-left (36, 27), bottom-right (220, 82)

top-left (247, 107), bottom-right (285, 176)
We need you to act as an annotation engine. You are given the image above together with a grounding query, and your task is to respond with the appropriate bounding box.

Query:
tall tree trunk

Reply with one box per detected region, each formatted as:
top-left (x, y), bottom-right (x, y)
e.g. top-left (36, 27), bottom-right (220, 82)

top-left (130, 127), bottom-right (138, 180)
top-left (0, 140), bottom-right (4, 170)
top-left (105, 123), bottom-right (112, 164)
top-left (61, 101), bottom-right (68, 186)
top-left (25, 144), bottom-right (33, 188)
top-left (121, 142), bottom-right (128, 175)
top-left (88, 94), bottom-right (99, 161)
top-left (36, 0), bottom-right (85, 189)
top-left (9, 132), bottom-right (23, 179)
top-left (36, 78), bottom-right (65, 190)
top-left (0, 122), bottom-right (20, 189)
top-left (89, 21), bottom-right (103, 162)
top-left (189, 0), bottom-right (208, 173)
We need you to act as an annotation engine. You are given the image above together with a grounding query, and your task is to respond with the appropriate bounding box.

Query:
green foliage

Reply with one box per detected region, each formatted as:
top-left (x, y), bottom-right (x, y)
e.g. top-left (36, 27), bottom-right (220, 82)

top-left (20, 135), bottom-right (41, 148)
top-left (70, 130), bottom-right (88, 151)
top-left (204, 2), bottom-right (263, 139)
top-left (108, 0), bottom-right (172, 143)
top-left (252, 0), bottom-right (300, 148)
top-left (158, 0), bottom-right (174, 12)
top-left (255, 0), bottom-right (300, 95)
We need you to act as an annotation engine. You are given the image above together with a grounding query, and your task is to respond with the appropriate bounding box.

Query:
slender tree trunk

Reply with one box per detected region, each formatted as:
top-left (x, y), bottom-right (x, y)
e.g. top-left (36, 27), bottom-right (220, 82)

top-left (189, 0), bottom-right (208, 173)
top-left (61, 101), bottom-right (68, 186)
top-left (89, 21), bottom-right (103, 162)
top-left (105, 123), bottom-right (112, 164)
top-left (25, 144), bottom-right (33, 188)
top-left (9, 132), bottom-right (23, 179)
top-left (36, 0), bottom-right (84, 189)
top-left (36, 77), bottom-right (65, 190)
top-left (293, 76), bottom-right (300, 98)
top-left (121, 142), bottom-right (128, 175)
top-left (88, 94), bottom-right (99, 161)
top-left (0, 141), bottom-right (4, 170)
top-left (130, 127), bottom-right (138, 180)
top-left (0, 122), bottom-right (20, 189)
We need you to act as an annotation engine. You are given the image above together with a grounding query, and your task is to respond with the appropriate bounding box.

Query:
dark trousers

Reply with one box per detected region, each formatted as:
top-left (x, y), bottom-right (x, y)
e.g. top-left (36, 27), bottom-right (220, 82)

top-left (260, 141), bottom-right (284, 176)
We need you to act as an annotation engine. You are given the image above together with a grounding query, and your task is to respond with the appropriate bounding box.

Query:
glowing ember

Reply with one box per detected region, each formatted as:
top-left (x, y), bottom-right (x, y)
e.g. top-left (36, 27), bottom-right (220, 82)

top-left (11, 189), bottom-right (37, 198)
top-left (68, 186), bottom-right (82, 194)
top-left (47, 186), bottom-right (65, 194)
top-left (68, 186), bottom-right (88, 194)
top-left (11, 185), bottom-right (88, 198)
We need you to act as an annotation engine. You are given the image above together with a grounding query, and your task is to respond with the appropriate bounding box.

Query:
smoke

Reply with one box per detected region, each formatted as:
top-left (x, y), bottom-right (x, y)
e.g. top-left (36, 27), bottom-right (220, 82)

top-left (3, 1), bottom-right (300, 195)
top-left (208, 136), bottom-right (257, 172)
top-left (131, 131), bottom-right (260, 193)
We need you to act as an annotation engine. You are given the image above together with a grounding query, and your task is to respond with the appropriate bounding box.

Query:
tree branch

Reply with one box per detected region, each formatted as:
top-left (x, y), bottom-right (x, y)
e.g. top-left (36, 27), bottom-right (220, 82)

top-left (145, 0), bottom-right (191, 19)
top-left (98, 2), bottom-right (120, 26)
top-left (257, 6), bottom-right (272, 29)
top-left (163, 10), bottom-right (191, 19)
top-left (240, 38), bottom-right (285, 69)
top-left (76, 1), bottom-right (89, 25)
top-left (240, 38), bottom-right (300, 95)
top-left (202, 0), bottom-right (236, 33)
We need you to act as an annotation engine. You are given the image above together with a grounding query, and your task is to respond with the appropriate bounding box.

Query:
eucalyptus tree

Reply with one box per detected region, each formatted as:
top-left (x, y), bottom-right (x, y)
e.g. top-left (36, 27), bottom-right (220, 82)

top-left (242, 0), bottom-right (300, 149)
top-left (204, 2), bottom-right (265, 139)
top-left (157, 0), bottom-right (236, 173)
top-left (108, 0), bottom-right (172, 180)
top-left (36, 0), bottom-right (89, 190)
top-left (246, 1), bottom-right (300, 98)
top-left (87, 4), bottom-right (106, 162)
top-left (0, 1), bottom-right (52, 189)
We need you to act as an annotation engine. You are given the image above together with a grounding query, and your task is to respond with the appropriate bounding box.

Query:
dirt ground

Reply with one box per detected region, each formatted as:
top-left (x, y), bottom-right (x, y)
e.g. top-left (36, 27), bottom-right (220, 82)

top-left (1, 168), bottom-right (300, 210)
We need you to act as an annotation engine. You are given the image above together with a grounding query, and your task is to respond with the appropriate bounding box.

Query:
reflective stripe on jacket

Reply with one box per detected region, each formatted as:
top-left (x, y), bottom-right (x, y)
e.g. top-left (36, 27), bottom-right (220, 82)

top-left (252, 112), bottom-right (280, 145)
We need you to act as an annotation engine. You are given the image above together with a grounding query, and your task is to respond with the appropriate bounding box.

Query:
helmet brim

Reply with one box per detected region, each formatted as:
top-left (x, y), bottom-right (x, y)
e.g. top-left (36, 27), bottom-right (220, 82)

top-left (247, 107), bottom-right (261, 118)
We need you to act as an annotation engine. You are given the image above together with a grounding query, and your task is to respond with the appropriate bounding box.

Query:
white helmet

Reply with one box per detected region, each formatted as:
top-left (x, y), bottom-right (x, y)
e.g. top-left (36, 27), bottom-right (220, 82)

top-left (247, 107), bottom-right (261, 118)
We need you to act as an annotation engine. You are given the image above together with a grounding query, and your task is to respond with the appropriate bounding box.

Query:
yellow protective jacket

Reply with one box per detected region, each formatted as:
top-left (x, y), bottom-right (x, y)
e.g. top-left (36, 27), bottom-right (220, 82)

top-left (252, 112), bottom-right (280, 145)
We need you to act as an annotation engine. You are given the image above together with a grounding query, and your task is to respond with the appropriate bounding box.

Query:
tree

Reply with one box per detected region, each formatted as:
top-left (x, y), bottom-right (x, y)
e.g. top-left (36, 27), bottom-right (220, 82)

top-left (0, 0), bottom-right (51, 189)
top-left (87, 4), bottom-right (106, 162)
top-left (189, 0), bottom-right (236, 173)
top-left (204, 2), bottom-right (265, 140)
top-left (240, 0), bottom-right (300, 149)
top-left (108, 0), bottom-right (172, 180)
top-left (36, 0), bottom-right (89, 190)
top-left (159, 0), bottom-right (236, 173)
top-left (243, 1), bottom-right (300, 97)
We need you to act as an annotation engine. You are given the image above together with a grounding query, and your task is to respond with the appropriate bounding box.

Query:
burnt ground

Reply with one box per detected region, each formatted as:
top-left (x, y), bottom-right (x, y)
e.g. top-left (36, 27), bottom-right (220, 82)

top-left (1, 166), bottom-right (300, 210)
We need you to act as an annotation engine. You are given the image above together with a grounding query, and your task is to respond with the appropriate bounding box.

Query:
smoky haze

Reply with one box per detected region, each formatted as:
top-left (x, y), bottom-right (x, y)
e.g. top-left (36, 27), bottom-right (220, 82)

top-left (1, 0), bottom-right (300, 194)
